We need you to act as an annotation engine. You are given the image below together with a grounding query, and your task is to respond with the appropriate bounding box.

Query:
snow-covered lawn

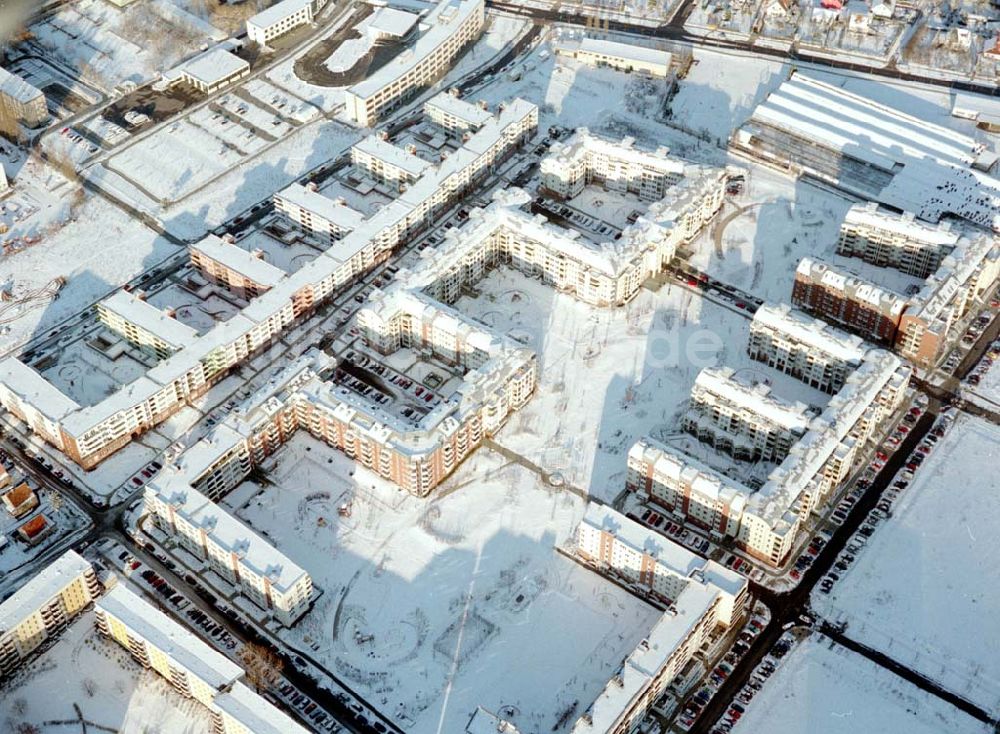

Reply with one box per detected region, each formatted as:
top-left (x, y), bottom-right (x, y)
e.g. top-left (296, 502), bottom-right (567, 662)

top-left (686, 168), bottom-right (854, 304)
top-left (227, 434), bottom-right (660, 733)
top-left (456, 266), bottom-right (827, 502)
top-left (0, 611), bottom-right (213, 734)
top-left (0, 191), bottom-right (177, 353)
top-left (732, 634), bottom-right (990, 734)
top-left (812, 415), bottom-right (1000, 715)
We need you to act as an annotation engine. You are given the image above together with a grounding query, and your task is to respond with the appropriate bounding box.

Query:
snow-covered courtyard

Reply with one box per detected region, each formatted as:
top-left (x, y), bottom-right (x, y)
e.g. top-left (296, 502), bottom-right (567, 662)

top-left (812, 415), bottom-right (1000, 715)
top-left (0, 611), bottom-right (213, 734)
top-left (224, 434), bottom-right (660, 733)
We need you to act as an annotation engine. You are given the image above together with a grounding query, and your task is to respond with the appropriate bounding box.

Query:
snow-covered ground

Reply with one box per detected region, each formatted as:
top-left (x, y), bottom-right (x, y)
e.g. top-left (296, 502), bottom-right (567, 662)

top-left (454, 266), bottom-right (828, 502)
top-left (0, 186), bottom-right (177, 353)
top-left (227, 434), bottom-right (660, 733)
top-left (0, 611), bottom-right (213, 734)
top-left (812, 415), bottom-right (1000, 715)
top-left (731, 634), bottom-right (991, 734)
top-left (686, 169), bottom-right (854, 304)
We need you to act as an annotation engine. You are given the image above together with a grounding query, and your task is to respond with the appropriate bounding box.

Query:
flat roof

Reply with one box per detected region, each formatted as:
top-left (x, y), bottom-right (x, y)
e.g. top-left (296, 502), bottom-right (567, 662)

top-left (0, 357), bottom-right (80, 422)
top-left (368, 6), bottom-right (419, 37)
top-left (276, 183), bottom-right (366, 229)
top-left (425, 91), bottom-right (493, 127)
top-left (0, 66), bottom-right (43, 105)
top-left (578, 38), bottom-right (672, 68)
top-left (0, 551), bottom-right (91, 633)
top-left (191, 234), bottom-right (287, 287)
top-left (347, 0), bottom-right (482, 100)
top-left (752, 303), bottom-right (867, 364)
top-left (97, 585), bottom-right (244, 691)
top-left (215, 682), bottom-right (310, 734)
top-left (352, 135), bottom-right (434, 177)
top-left (247, 0), bottom-right (313, 30)
top-left (99, 290), bottom-right (199, 347)
top-left (181, 48), bottom-right (249, 86)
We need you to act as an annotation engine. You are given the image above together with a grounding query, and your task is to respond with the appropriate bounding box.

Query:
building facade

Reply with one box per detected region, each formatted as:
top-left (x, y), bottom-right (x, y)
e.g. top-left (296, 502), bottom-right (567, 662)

top-left (747, 304), bottom-right (866, 394)
top-left (0, 67), bottom-right (47, 128)
top-left (572, 503), bottom-right (748, 734)
top-left (0, 551), bottom-right (99, 678)
top-left (344, 0), bottom-right (484, 126)
top-left (791, 257), bottom-right (908, 345)
top-left (246, 0), bottom-right (326, 45)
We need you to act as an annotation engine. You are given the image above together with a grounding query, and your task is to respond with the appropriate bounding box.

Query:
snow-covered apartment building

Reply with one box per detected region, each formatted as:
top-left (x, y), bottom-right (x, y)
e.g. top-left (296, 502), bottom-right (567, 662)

top-left (0, 100), bottom-right (537, 472)
top-left (246, 0), bottom-right (327, 46)
top-left (0, 66), bottom-right (47, 128)
top-left (682, 366), bottom-right (815, 463)
top-left (0, 550), bottom-right (99, 678)
top-left (731, 72), bottom-right (1000, 233)
top-left (273, 183), bottom-right (367, 243)
top-left (424, 90), bottom-right (493, 133)
top-left (97, 585), bottom-right (309, 734)
top-left (572, 503), bottom-right (748, 733)
top-left (96, 291), bottom-right (199, 360)
top-left (145, 467), bottom-right (314, 624)
top-left (628, 307), bottom-right (910, 566)
top-left (791, 256), bottom-right (909, 345)
top-left (344, 0), bottom-right (485, 126)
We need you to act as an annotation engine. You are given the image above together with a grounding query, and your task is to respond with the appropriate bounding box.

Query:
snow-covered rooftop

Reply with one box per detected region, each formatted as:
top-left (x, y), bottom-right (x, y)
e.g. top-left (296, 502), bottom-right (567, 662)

top-left (752, 303), bottom-right (867, 365)
top-left (352, 135), bottom-right (434, 178)
top-left (177, 48), bottom-right (249, 87)
top-left (97, 585), bottom-right (243, 692)
top-left (247, 0), bottom-right (313, 31)
top-left (367, 6), bottom-right (419, 38)
top-left (145, 481), bottom-right (310, 594)
top-left (795, 257), bottom-right (908, 316)
top-left (347, 0), bottom-right (483, 99)
top-left (693, 366), bottom-right (814, 432)
top-left (215, 682), bottom-right (310, 734)
top-left (0, 551), bottom-right (92, 633)
top-left (0, 66), bottom-right (43, 105)
top-left (424, 91), bottom-right (493, 128)
top-left (577, 38), bottom-right (672, 68)
top-left (275, 183), bottom-right (366, 230)
top-left (843, 202), bottom-right (960, 248)
top-left (99, 290), bottom-right (199, 348)
top-left (190, 234), bottom-right (287, 287)
top-left (0, 357), bottom-right (80, 422)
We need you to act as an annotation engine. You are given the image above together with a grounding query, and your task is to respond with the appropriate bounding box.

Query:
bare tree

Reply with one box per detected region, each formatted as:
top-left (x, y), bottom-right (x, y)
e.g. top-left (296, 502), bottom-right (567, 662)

top-left (238, 643), bottom-right (285, 691)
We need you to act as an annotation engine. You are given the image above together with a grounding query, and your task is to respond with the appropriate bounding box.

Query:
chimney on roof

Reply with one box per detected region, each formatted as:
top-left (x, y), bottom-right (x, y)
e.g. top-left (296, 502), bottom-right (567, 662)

top-left (222, 233), bottom-right (237, 245)
top-left (306, 181), bottom-right (319, 192)
top-left (252, 249), bottom-right (266, 260)
top-left (406, 143), bottom-right (417, 155)
top-left (378, 130), bottom-right (389, 141)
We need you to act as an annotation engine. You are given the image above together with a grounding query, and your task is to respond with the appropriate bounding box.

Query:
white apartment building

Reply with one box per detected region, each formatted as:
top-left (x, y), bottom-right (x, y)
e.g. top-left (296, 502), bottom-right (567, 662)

top-left (163, 47), bottom-right (250, 94)
top-left (246, 0), bottom-right (326, 45)
top-left (96, 585), bottom-right (308, 734)
top-left (351, 134), bottom-right (434, 185)
top-left (682, 366), bottom-right (814, 463)
top-left (628, 338), bottom-right (910, 566)
top-left (559, 38), bottom-right (673, 78)
top-left (837, 202), bottom-right (960, 278)
top-left (97, 291), bottom-right (199, 359)
top-left (344, 0), bottom-right (484, 126)
top-left (573, 504), bottom-right (748, 734)
top-left (0, 551), bottom-right (99, 678)
top-left (0, 100), bottom-right (536, 473)
top-left (144, 481), bottom-right (314, 625)
top-left (424, 90), bottom-right (493, 133)
top-left (0, 66), bottom-right (47, 128)
top-left (541, 129), bottom-right (689, 202)
top-left (748, 303), bottom-right (867, 394)
top-left (274, 183), bottom-right (366, 243)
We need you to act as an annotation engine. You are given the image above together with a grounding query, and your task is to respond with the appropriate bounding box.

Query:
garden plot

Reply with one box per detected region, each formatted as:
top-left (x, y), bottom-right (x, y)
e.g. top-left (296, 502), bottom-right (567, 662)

top-left (229, 434), bottom-right (660, 733)
top-left (106, 118), bottom-right (242, 203)
top-left (452, 265), bottom-right (824, 503)
top-left (685, 167), bottom-right (855, 304)
top-left (190, 110), bottom-right (270, 158)
top-left (812, 414), bottom-right (1000, 716)
top-left (0, 611), bottom-right (213, 734)
top-left (731, 634), bottom-right (990, 734)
